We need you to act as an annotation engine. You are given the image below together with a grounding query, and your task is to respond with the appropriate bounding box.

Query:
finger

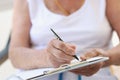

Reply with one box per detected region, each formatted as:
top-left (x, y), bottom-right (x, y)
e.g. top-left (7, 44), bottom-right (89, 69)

top-left (71, 61), bottom-right (103, 73)
top-left (94, 48), bottom-right (107, 56)
top-left (49, 51), bottom-right (71, 68)
top-left (83, 49), bottom-right (100, 59)
top-left (71, 68), bottom-right (98, 76)
top-left (71, 64), bottom-right (102, 76)
top-left (51, 56), bottom-right (70, 68)
top-left (52, 48), bottom-right (74, 62)
top-left (84, 65), bottom-right (101, 76)
top-left (66, 43), bottom-right (76, 49)
top-left (80, 55), bottom-right (87, 61)
top-left (51, 39), bottom-right (75, 55)
top-left (47, 42), bottom-right (73, 61)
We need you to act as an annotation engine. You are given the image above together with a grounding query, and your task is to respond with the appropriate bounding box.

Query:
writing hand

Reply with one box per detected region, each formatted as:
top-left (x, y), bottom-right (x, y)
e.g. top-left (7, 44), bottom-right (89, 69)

top-left (46, 39), bottom-right (76, 68)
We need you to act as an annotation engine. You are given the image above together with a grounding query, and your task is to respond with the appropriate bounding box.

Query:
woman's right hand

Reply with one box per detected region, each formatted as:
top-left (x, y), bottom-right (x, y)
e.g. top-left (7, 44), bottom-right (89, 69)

top-left (46, 39), bottom-right (76, 68)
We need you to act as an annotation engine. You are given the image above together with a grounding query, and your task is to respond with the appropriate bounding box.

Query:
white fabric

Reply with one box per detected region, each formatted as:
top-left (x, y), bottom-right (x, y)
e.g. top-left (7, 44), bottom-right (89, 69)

top-left (27, 0), bottom-right (117, 80)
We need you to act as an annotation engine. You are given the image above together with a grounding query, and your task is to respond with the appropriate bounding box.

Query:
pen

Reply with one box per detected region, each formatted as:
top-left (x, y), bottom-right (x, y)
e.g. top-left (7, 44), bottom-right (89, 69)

top-left (50, 28), bottom-right (79, 61)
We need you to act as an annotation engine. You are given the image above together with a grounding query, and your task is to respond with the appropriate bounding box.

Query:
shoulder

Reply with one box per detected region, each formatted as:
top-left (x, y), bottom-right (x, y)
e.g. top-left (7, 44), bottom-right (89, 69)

top-left (13, 0), bottom-right (30, 26)
top-left (13, 0), bottom-right (29, 14)
top-left (13, 0), bottom-right (28, 8)
top-left (14, 0), bottom-right (27, 3)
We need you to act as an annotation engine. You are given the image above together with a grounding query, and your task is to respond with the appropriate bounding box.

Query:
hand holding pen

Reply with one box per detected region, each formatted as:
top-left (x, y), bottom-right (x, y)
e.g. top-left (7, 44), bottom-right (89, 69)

top-left (44, 28), bottom-right (79, 67)
top-left (50, 28), bottom-right (79, 61)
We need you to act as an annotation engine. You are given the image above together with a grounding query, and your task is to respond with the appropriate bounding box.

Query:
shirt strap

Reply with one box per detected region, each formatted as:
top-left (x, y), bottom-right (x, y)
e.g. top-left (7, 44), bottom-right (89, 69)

top-left (59, 73), bottom-right (63, 80)
top-left (59, 73), bottom-right (82, 80)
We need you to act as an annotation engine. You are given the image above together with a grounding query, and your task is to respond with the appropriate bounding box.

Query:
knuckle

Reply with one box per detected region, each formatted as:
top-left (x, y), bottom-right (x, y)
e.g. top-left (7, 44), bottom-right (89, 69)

top-left (46, 46), bottom-right (53, 53)
top-left (58, 52), bottom-right (64, 58)
top-left (69, 57), bottom-right (74, 60)
top-left (50, 39), bottom-right (55, 44)
top-left (50, 39), bottom-right (58, 46)
top-left (46, 47), bottom-right (51, 53)
top-left (59, 42), bottom-right (65, 48)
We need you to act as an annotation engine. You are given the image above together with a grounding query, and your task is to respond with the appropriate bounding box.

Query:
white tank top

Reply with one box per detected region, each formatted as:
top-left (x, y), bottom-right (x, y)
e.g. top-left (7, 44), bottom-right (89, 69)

top-left (27, 0), bottom-right (117, 80)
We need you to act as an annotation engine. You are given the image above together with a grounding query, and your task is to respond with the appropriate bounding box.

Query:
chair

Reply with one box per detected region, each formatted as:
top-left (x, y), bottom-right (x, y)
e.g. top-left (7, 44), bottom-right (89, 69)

top-left (0, 34), bottom-right (10, 65)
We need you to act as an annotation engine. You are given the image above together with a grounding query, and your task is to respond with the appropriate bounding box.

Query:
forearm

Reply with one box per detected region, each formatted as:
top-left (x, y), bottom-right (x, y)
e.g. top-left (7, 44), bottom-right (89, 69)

top-left (104, 44), bottom-right (120, 67)
top-left (9, 47), bottom-right (51, 70)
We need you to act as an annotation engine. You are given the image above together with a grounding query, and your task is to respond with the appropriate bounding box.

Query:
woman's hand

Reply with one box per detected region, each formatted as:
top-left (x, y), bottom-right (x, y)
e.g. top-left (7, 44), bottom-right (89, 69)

top-left (71, 48), bottom-right (110, 76)
top-left (46, 39), bottom-right (76, 68)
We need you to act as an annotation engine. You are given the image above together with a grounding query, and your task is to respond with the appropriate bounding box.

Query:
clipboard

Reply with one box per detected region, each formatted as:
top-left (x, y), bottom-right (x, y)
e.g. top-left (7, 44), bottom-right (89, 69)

top-left (15, 56), bottom-right (109, 80)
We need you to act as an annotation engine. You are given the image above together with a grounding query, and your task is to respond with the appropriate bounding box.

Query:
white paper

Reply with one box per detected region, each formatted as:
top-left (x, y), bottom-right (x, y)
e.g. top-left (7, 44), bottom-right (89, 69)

top-left (15, 56), bottom-right (109, 80)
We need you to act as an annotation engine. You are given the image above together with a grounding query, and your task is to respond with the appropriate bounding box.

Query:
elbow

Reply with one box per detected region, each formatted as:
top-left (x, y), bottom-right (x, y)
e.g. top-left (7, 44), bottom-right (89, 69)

top-left (9, 47), bottom-right (33, 70)
top-left (9, 47), bottom-right (20, 69)
top-left (9, 47), bottom-right (25, 69)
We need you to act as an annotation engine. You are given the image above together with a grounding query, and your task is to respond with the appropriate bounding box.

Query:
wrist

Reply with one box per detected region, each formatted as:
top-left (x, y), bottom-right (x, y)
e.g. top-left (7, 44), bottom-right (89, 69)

top-left (44, 49), bottom-right (54, 67)
top-left (35, 49), bottom-right (53, 68)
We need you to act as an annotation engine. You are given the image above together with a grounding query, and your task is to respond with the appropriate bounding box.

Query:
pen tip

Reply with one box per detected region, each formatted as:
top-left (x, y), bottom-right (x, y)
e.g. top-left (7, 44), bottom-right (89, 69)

top-left (73, 55), bottom-right (79, 61)
top-left (50, 28), bottom-right (53, 31)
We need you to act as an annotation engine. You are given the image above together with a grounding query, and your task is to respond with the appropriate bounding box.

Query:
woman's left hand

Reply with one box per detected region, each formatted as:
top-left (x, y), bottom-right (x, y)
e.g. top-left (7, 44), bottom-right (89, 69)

top-left (71, 48), bottom-right (108, 76)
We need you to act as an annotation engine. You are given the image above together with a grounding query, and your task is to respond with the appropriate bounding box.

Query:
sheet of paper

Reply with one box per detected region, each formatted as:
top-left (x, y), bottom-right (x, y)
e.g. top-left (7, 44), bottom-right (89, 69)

top-left (15, 56), bottom-right (109, 80)
top-left (15, 68), bottom-right (54, 80)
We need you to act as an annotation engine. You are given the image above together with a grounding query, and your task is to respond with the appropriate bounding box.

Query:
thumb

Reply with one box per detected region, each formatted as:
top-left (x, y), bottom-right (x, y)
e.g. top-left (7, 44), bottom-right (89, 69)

top-left (80, 55), bottom-right (87, 61)
top-left (66, 43), bottom-right (76, 49)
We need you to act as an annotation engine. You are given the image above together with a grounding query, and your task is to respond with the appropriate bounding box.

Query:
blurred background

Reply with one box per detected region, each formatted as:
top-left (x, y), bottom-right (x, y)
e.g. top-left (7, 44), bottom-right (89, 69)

top-left (0, 0), bottom-right (16, 79)
top-left (0, 0), bottom-right (120, 80)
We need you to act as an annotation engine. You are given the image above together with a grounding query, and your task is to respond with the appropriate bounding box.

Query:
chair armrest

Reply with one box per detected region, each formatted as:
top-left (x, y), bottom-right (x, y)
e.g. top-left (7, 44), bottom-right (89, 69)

top-left (0, 35), bottom-right (10, 65)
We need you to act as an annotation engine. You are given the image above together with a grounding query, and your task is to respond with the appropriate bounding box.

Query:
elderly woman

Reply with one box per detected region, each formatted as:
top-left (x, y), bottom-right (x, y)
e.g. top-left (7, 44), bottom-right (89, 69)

top-left (9, 0), bottom-right (120, 80)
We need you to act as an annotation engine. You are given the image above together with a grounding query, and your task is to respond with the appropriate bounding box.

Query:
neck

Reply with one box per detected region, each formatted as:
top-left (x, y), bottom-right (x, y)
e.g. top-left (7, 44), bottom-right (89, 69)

top-left (56, 0), bottom-right (85, 14)
top-left (54, 0), bottom-right (70, 15)
top-left (44, 0), bottom-right (85, 16)
top-left (56, 0), bottom-right (82, 8)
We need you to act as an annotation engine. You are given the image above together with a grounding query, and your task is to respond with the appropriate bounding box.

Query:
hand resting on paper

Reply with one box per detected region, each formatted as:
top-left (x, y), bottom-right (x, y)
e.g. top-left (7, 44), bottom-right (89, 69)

top-left (70, 48), bottom-right (110, 76)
